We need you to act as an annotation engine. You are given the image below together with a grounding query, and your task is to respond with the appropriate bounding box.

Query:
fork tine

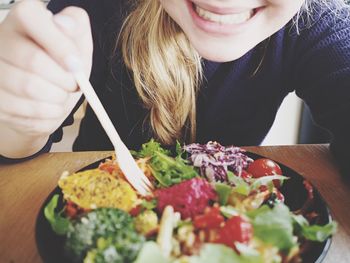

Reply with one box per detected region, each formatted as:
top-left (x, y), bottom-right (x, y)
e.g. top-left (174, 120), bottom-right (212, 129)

top-left (132, 172), bottom-right (152, 192)
top-left (117, 148), bottom-right (153, 191)
top-left (129, 176), bottom-right (151, 195)
top-left (115, 157), bottom-right (153, 191)
top-left (123, 173), bottom-right (147, 193)
top-left (128, 178), bottom-right (149, 196)
top-left (139, 172), bottom-right (154, 188)
top-left (117, 152), bottom-right (152, 195)
top-left (130, 171), bottom-right (151, 190)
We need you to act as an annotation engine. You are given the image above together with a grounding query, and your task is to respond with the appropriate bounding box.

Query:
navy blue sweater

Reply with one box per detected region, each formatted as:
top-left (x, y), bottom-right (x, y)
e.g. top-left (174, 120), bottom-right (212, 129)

top-left (2, 0), bottom-right (350, 175)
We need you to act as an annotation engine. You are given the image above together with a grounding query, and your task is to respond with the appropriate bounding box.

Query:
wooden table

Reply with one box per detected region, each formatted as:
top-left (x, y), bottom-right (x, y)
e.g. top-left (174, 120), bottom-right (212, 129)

top-left (1, 145), bottom-right (350, 263)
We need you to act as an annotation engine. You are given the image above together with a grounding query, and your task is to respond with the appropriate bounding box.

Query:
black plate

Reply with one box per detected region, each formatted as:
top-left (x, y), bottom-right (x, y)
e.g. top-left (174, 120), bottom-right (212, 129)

top-left (35, 153), bottom-right (333, 263)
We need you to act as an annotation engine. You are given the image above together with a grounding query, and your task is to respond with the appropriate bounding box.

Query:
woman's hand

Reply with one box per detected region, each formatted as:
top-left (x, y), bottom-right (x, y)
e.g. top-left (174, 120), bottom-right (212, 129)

top-left (0, 0), bottom-right (93, 158)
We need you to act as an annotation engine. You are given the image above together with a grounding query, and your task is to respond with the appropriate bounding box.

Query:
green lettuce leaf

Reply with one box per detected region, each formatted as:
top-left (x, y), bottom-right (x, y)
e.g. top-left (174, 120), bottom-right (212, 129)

top-left (250, 175), bottom-right (289, 191)
top-left (175, 140), bottom-right (183, 157)
top-left (131, 139), bottom-right (171, 158)
top-left (132, 140), bottom-right (198, 187)
top-left (150, 151), bottom-right (198, 187)
top-left (292, 214), bottom-right (337, 242)
top-left (134, 242), bottom-right (171, 263)
top-left (215, 183), bottom-right (232, 205)
top-left (247, 203), bottom-right (297, 251)
top-left (44, 194), bottom-right (70, 235)
top-left (220, 206), bottom-right (240, 218)
top-left (188, 244), bottom-right (263, 263)
top-left (227, 172), bottom-right (250, 196)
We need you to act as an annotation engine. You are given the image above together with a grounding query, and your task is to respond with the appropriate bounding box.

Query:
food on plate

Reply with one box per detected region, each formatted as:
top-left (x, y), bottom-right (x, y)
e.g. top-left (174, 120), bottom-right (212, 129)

top-left (58, 168), bottom-right (138, 211)
top-left (45, 140), bottom-right (337, 263)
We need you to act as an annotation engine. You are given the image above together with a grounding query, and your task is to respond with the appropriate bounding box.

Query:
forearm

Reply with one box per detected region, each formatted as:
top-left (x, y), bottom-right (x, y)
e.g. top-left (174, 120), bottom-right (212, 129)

top-left (0, 125), bottom-right (50, 159)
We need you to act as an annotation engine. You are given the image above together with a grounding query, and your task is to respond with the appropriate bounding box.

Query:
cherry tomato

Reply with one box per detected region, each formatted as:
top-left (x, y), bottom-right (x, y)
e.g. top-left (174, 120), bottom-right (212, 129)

top-left (247, 158), bottom-right (282, 177)
top-left (194, 206), bottom-right (224, 229)
top-left (215, 216), bottom-right (253, 249)
top-left (247, 158), bottom-right (283, 187)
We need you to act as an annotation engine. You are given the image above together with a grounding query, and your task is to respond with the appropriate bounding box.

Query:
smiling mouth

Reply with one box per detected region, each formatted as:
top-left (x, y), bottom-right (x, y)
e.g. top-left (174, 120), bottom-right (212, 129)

top-left (192, 2), bottom-right (256, 25)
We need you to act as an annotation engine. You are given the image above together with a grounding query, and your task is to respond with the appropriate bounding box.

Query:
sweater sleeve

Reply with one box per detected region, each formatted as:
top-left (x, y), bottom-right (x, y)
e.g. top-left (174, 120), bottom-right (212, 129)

top-left (292, 6), bottom-right (350, 175)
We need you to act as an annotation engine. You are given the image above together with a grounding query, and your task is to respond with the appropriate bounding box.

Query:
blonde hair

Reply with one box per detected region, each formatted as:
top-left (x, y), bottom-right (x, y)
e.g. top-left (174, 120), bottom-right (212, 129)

top-left (295, 0), bottom-right (347, 30)
top-left (119, 0), bottom-right (202, 145)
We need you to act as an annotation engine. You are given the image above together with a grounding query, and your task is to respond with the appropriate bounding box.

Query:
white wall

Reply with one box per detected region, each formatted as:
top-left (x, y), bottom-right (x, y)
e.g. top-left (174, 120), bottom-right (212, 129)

top-left (262, 92), bottom-right (302, 145)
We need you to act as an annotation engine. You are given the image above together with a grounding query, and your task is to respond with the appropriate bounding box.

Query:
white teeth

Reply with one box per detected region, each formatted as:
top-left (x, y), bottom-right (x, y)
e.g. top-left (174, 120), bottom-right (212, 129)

top-left (195, 5), bottom-right (253, 25)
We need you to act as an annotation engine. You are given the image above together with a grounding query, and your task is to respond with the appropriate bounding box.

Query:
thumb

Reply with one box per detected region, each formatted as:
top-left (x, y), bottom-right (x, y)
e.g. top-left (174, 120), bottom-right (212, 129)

top-left (53, 7), bottom-right (93, 76)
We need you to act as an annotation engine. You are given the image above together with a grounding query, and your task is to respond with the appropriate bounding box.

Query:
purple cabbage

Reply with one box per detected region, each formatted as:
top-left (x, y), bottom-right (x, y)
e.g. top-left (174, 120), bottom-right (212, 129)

top-left (183, 141), bottom-right (253, 183)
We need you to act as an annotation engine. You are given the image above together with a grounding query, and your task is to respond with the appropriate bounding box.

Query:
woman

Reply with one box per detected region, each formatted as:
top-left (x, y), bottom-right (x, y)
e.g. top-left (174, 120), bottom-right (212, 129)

top-left (0, 0), bottom-right (349, 174)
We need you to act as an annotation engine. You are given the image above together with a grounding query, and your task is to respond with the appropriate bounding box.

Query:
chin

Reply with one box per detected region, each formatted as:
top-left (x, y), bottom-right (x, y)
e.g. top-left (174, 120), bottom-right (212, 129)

top-left (191, 39), bottom-right (254, 62)
top-left (200, 51), bottom-right (245, 62)
top-left (197, 47), bottom-right (249, 62)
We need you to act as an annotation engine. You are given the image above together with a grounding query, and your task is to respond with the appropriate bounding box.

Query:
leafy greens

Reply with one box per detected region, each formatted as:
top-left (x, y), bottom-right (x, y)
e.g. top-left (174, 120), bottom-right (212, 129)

top-left (133, 139), bottom-right (198, 187)
top-left (44, 194), bottom-right (70, 235)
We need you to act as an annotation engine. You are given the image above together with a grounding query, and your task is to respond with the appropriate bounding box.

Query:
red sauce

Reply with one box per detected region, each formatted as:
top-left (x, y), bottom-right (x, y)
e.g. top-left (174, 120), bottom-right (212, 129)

top-left (156, 178), bottom-right (217, 219)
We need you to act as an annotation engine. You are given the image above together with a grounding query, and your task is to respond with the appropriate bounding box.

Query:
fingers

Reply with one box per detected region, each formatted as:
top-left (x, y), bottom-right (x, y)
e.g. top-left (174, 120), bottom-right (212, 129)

top-left (6, 0), bottom-right (84, 71)
top-left (0, 89), bottom-right (67, 119)
top-left (54, 7), bottom-right (93, 75)
top-left (0, 32), bottom-right (77, 92)
top-left (0, 114), bottom-right (66, 136)
top-left (0, 60), bottom-right (69, 104)
top-left (0, 2), bottom-right (93, 91)
top-left (0, 85), bottom-right (82, 136)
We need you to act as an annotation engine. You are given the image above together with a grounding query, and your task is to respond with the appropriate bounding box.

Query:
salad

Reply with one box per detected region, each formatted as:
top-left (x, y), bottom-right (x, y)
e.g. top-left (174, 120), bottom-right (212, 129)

top-left (44, 140), bottom-right (337, 263)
